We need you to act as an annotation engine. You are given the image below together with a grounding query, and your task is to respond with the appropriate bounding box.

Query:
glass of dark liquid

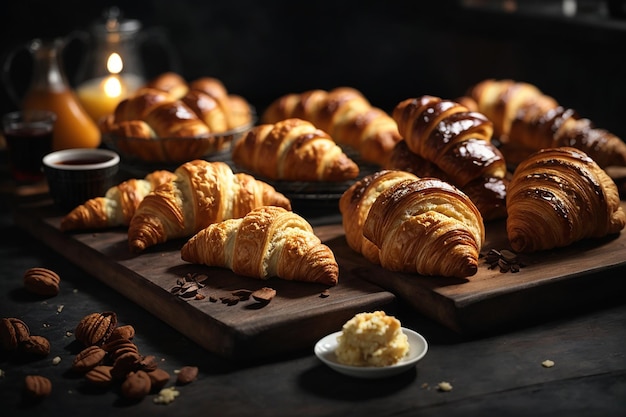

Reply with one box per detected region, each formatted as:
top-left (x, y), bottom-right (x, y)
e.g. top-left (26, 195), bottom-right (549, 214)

top-left (2, 110), bottom-right (56, 183)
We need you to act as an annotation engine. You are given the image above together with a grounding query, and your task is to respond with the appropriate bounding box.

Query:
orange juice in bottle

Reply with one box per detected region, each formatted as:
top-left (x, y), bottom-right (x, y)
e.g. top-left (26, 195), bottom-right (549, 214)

top-left (19, 38), bottom-right (101, 150)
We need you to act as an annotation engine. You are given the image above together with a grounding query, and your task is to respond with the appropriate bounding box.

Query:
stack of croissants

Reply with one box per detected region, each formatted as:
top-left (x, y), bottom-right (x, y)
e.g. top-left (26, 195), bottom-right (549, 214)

top-left (60, 74), bottom-right (626, 284)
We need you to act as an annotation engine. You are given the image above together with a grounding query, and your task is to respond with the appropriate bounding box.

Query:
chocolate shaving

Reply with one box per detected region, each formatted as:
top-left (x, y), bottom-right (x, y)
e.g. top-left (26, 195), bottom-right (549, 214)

top-left (483, 248), bottom-right (526, 273)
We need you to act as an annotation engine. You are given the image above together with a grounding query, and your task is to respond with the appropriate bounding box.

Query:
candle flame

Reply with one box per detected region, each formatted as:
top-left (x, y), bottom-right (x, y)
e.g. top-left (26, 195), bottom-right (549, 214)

top-left (106, 53), bottom-right (124, 74)
top-left (103, 76), bottom-right (123, 98)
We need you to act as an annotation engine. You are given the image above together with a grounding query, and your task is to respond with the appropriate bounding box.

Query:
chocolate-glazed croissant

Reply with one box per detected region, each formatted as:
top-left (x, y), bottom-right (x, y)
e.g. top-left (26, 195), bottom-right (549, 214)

top-left (390, 95), bottom-right (508, 221)
top-left (506, 147), bottom-right (626, 253)
top-left (339, 169), bottom-right (419, 264)
top-left (362, 177), bottom-right (485, 278)
top-left (463, 79), bottom-right (626, 168)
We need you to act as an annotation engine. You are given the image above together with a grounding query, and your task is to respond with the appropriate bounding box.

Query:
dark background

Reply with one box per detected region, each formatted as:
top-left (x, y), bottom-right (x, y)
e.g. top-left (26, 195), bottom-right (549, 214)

top-left (1, 0), bottom-right (625, 139)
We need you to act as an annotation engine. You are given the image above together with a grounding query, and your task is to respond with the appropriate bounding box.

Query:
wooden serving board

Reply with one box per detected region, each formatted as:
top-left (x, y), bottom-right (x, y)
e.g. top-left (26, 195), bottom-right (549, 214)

top-left (14, 203), bottom-right (396, 360)
top-left (14, 201), bottom-right (626, 358)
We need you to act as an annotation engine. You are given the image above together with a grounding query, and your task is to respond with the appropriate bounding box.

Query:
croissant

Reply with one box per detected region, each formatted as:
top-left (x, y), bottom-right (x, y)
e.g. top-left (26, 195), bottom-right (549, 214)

top-left (339, 169), bottom-right (419, 264)
top-left (100, 73), bottom-right (254, 137)
top-left (463, 79), bottom-right (626, 168)
top-left (113, 88), bottom-right (174, 121)
top-left (232, 118), bottom-right (359, 182)
top-left (143, 101), bottom-right (212, 138)
top-left (181, 206), bottom-right (339, 286)
top-left (391, 95), bottom-right (508, 221)
top-left (189, 76), bottom-right (229, 98)
top-left (362, 177), bottom-right (485, 278)
top-left (142, 71), bottom-right (189, 99)
top-left (506, 147), bottom-right (626, 253)
top-left (127, 160), bottom-right (291, 253)
top-left (263, 87), bottom-right (402, 166)
top-left (60, 170), bottom-right (176, 231)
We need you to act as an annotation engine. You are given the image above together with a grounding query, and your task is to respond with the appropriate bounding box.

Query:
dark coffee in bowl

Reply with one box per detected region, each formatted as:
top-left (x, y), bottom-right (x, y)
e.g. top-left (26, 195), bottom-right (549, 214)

top-left (55, 156), bottom-right (113, 166)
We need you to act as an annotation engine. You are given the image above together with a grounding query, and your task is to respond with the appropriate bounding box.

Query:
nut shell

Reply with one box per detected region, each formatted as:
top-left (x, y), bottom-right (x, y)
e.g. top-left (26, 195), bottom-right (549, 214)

top-left (23, 267), bottom-right (60, 297)
top-left (75, 311), bottom-right (118, 346)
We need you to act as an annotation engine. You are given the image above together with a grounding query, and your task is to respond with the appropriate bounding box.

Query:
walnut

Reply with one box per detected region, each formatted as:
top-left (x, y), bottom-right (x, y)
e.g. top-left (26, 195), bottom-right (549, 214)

top-left (121, 370), bottom-right (151, 400)
top-left (23, 375), bottom-right (52, 399)
top-left (176, 366), bottom-right (198, 385)
top-left (0, 317), bottom-right (30, 351)
top-left (147, 368), bottom-right (171, 391)
top-left (138, 355), bottom-right (159, 372)
top-left (101, 337), bottom-right (139, 362)
top-left (74, 311), bottom-right (117, 346)
top-left (111, 351), bottom-right (142, 380)
top-left (72, 345), bottom-right (107, 373)
top-left (84, 365), bottom-right (114, 387)
top-left (20, 335), bottom-right (50, 357)
top-left (108, 325), bottom-right (135, 341)
top-left (23, 267), bottom-right (60, 297)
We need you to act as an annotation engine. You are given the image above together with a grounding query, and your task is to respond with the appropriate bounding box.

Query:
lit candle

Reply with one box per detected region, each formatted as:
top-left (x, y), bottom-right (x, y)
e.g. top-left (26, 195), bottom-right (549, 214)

top-left (76, 53), bottom-right (142, 123)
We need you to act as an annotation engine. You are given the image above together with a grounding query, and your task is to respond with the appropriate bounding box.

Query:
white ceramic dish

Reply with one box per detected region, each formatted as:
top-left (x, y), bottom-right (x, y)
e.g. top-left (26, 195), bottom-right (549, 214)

top-left (314, 328), bottom-right (428, 378)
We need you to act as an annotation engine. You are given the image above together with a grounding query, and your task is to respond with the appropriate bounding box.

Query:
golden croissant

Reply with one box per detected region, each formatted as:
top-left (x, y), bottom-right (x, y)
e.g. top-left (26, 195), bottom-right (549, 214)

top-left (506, 147), bottom-right (626, 253)
top-left (60, 170), bottom-right (177, 231)
top-left (339, 169), bottom-right (419, 264)
top-left (232, 118), bottom-right (359, 182)
top-left (181, 206), bottom-right (339, 286)
top-left (360, 176), bottom-right (485, 278)
top-left (462, 78), bottom-right (626, 168)
top-left (262, 87), bottom-right (401, 166)
top-left (127, 160), bottom-right (291, 253)
top-left (390, 95), bottom-right (508, 221)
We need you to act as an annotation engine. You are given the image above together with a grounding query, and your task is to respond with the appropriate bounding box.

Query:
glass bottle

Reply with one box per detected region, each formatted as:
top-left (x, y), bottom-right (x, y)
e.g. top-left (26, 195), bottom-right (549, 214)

top-left (4, 38), bottom-right (101, 150)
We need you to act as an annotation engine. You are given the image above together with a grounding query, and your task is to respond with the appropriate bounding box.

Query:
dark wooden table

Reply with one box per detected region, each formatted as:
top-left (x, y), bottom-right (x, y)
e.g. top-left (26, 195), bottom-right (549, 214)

top-left (1, 174), bottom-right (625, 417)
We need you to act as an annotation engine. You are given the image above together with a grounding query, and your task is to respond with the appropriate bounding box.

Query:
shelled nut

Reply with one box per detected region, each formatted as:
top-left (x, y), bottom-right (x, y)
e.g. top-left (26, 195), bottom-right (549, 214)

top-left (20, 335), bottom-right (50, 357)
top-left (23, 267), bottom-right (60, 297)
top-left (75, 311), bottom-right (118, 346)
top-left (72, 345), bottom-right (107, 373)
top-left (0, 317), bottom-right (30, 351)
top-left (84, 365), bottom-right (114, 387)
top-left (23, 375), bottom-right (52, 399)
top-left (121, 370), bottom-right (152, 400)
